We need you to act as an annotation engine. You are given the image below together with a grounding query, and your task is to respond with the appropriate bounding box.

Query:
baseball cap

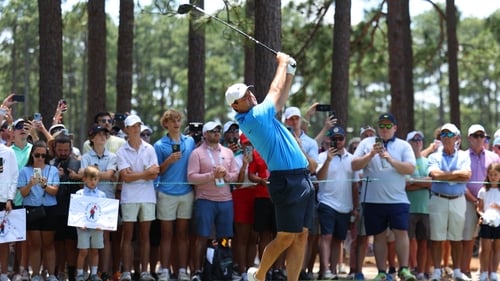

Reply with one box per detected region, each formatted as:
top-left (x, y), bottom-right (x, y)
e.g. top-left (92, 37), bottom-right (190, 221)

top-left (441, 123), bottom-right (460, 134)
top-left (225, 83), bottom-right (253, 106)
top-left (494, 137), bottom-right (500, 146)
top-left (406, 131), bottom-right (424, 141)
top-left (49, 124), bottom-right (66, 135)
top-left (124, 115), bottom-right (143, 127)
top-left (327, 126), bottom-right (346, 137)
top-left (13, 118), bottom-right (25, 128)
top-left (88, 125), bottom-right (109, 137)
top-left (202, 121), bottom-right (222, 134)
top-left (379, 113), bottom-right (397, 124)
top-left (467, 124), bottom-right (485, 136)
top-left (223, 121), bottom-right (238, 134)
top-left (141, 125), bottom-right (153, 133)
top-left (284, 107), bottom-right (302, 120)
top-left (360, 125), bottom-right (376, 137)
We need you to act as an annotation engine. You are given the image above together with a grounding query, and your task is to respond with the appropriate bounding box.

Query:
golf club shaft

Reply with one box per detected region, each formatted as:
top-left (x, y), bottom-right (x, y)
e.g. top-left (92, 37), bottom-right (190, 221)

top-left (190, 5), bottom-right (278, 55)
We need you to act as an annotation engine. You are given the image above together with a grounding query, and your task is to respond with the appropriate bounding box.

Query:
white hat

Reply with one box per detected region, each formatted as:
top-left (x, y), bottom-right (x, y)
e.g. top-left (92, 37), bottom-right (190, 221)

top-left (360, 125), bottom-right (376, 137)
top-left (124, 115), bottom-right (143, 127)
top-left (141, 125), bottom-right (153, 133)
top-left (284, 107), bottom-right (301, 120)
top-left (406, 131), bottom-right (424, 141)
top-left (441, 123), bottom-right (460, 135)
top-left (202, 121), bottom-right (222, 134)
top-left (49, 124), bottom-right (66, 135)
top-left (467, 124), bottom-right (485, 136)
top-left (223, 121), bottom-right (238, 134)
top-left (225, 83), bottom-right (253, 106)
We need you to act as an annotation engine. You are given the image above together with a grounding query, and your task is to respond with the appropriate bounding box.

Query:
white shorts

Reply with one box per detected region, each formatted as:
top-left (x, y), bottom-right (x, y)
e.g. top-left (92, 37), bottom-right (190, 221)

top-left (428, 195), bottom-right (466, 241)
top-left (77, 229), bottom-right (104, 249)
top-left (121, 202), bottom-right (156, 222)
top-left (462, 200), bottom-right (479, 240)
top-left (156, 191), bottom-right (194, 221)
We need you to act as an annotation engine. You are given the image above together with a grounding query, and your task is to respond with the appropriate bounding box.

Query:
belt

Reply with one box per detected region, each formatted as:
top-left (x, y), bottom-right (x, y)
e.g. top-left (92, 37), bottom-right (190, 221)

top-left (432, 192), bottom-right (461, 200)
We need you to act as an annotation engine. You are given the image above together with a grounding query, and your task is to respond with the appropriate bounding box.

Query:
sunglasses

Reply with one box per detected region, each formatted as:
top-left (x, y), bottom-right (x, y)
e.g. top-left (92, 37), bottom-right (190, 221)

top-left (33, 153), bottom-right (47, 158)
top-left (409, 138), bottom-right (424, 142)
top-left (470, 133), bottom-right (485, 139)
top-left (226, 128), bottom-right (239, 133)
top-left (140, 133), bottom-right (151, 137)
top-left (208, 129), bottom-right (221, 134)
top-left (14, 122), bottom-right (25, 130)
top-left (378, 124), bottom-right (394, 129)
top-left (331, 137), bottom-right (345, 141)
top-left (440, 131), bottom-right (456, 138)
top-left (98, 119), bottom-right (113, 124)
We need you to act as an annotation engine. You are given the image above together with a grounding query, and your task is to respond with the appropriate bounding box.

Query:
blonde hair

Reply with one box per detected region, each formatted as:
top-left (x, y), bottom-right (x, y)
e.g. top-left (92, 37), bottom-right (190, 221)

top-left (160, 109), bottom-right (183, 129)
top-left (83, 166), bottom-right (100, 179)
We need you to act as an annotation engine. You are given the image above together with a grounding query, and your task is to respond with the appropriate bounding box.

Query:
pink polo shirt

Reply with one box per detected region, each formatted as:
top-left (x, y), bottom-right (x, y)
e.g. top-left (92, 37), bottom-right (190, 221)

top-left (187, 142), bottom-right (239, 201)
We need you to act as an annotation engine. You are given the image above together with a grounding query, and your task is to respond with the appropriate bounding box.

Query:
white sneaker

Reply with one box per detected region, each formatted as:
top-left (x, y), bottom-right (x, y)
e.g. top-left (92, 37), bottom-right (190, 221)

top-left (158, 271), bottom-right (170, 281)
top-left (323, 270), bottom-right (336, 280)
top-left (0, 274), bottom-right (11, 281)
top-left (247, 267), bottom-right (259, 281)
top-left (430, 270), bottom-right (441, 281)
top-left (453, 272), bottom-right (471, 281)
top-left (20, 271), bottom-right (30, 281)
top-left (120, 272), bottom-right (131, 281)
top-left (178, 271), bottom-right (189, 281)
top-left (479, 272), bottom-right (488, 281)
top-left (491, 273), bottom-right (498, 281)
top-left (139, 272), bottom-right (155, 281)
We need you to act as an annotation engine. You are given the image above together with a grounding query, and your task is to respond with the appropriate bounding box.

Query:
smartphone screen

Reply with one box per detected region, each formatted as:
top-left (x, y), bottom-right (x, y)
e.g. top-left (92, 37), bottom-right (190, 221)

top-left (12, 95), bottom-right (25, 102)
top-left (316, 104), bottom-right (331, 112)
top-left (34, 113), bottom-right (42, 121)
top-left (172, 144), bottom-right (180, 153)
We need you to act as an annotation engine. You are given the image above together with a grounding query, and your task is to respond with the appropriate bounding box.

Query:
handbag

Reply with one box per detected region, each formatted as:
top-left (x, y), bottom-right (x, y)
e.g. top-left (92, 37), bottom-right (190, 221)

top-left (26, 206), bottom-right (46, 224)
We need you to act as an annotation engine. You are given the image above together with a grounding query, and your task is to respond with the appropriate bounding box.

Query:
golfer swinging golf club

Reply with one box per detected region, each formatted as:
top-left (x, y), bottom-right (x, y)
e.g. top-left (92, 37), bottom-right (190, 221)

top-left (225, 52), bottom-right (315, 281)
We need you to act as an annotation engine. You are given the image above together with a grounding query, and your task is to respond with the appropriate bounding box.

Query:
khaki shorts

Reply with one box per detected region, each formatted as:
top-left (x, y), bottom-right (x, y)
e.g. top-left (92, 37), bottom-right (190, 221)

top-left (463, 200), bottom-right (479, 240)
top-left (428, 195), bottom-right (465, 241)
top-left (77, 228), bottom-right (104, 249)
top-left (121, 202), bottom-right (156, 222)
top-left (157, 191), bottom-right (194, 221)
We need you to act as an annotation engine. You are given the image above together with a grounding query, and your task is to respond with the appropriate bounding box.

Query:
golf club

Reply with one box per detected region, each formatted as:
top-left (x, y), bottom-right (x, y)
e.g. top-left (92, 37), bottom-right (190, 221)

top-left (178, 3), bottom-right (296, 67)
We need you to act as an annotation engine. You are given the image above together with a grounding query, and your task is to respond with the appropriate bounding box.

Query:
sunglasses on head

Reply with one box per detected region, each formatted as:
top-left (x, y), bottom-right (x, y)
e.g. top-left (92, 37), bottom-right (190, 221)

top-left (440, 131), bottom-right (456, 138)
top-left (410, 138), bottom-right (424, 142)
top-left (470, 133), bottom-right (485, 139)
top-left (378, 124), bottom-right (394, 129)
top-left (33, 153), bottom-right (47, 158)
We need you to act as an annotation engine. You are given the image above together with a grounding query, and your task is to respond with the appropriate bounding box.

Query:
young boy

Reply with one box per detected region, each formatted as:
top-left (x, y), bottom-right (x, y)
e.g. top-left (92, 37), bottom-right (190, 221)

top-left (75, 166), bottom-right (107, 281)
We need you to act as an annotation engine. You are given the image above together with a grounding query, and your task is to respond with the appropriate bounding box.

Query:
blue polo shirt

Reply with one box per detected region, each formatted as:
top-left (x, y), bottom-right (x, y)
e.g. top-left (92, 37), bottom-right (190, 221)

top-left (235, 98), bottom-right (308, 171)
top-left (154, 134), bottom-right (195, 195)
top-left (427, 149), bottom-right (470, 196)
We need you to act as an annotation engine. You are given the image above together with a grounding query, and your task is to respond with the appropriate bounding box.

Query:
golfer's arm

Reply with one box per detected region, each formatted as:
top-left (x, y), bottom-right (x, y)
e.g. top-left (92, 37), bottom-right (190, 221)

top-left (268, 57), bottom-right (291, 111)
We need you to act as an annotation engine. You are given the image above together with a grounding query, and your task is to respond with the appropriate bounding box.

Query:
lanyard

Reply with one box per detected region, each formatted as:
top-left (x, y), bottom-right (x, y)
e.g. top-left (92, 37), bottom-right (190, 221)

top-left (207, 147), bottom-right (222, 167)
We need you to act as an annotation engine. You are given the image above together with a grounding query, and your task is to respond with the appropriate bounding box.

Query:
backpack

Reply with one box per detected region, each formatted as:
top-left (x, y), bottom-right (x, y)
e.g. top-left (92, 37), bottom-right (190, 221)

top-left (202, 238), bottom-right (233, 281)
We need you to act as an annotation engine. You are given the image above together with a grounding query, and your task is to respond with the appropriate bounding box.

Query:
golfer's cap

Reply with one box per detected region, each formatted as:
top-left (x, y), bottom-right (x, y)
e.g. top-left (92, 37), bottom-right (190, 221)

top-left (88, 125), bottom-right (109, 137)
top-left (467, 124), bottom-right (485, 136)
top-left (327, 126), bottom-right (346, 137)
top-left (225, 83), bottom-right (253, 106)
top-left (49, 124), bottom-right (66, 135)
top-left (284, 107), bottom-right (302, 120)
top-left (202, 121), bottom-right (222, 134)
top-left (13, 118), bottom-right (25, 128)
top-left (494, 137), bottom-right (500, 146)
top-left (124, 115), bottom-right (143, 127)
top-left (378, 113), bottom-right (397, 124)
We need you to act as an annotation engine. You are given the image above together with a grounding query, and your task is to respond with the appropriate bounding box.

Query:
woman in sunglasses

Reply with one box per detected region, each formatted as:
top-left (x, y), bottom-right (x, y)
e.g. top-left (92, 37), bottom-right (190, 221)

top-left (17, 140), bottom-right (60, 281)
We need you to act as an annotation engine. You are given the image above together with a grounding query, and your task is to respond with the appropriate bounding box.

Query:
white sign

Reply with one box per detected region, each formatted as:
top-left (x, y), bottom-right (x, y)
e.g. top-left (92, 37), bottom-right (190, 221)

top-left (68, 195), bottom-right (119, 231)
top-left (0, 209), bottom-right (26, 243)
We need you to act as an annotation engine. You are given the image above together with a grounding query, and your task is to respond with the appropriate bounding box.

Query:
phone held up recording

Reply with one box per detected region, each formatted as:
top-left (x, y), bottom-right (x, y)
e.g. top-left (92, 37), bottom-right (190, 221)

top-left (375, 137), bottom-right (388, 168)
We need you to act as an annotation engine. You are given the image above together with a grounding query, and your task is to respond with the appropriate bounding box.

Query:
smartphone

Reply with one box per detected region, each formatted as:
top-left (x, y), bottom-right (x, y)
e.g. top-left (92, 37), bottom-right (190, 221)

top-left (330, 139), bottom-right (338, 149)
top-left (0, 108), bottom-right (6, 116)
top-left (228, 137), bottom-right (238, 145)
top-left (114, 113), bottom-right (127, 121)
top-left (329, 111), bottom-right (336, 119)
top-left (34, 113), bottom-right (42, 121)
top-left (244, 145), bottom-right (253, 162)
top-left (375, 137), bottom-right (382, 144)
top-left (0, 157), bottom-right (3, 174)
top-left (12, 95), bottom-right (25, 102)
top-left (33, 168), bottom-right (42, 179)
top-left (172, 144), bottom-right (180, 153)
top-left (316, 104), bottom-right (331, 112)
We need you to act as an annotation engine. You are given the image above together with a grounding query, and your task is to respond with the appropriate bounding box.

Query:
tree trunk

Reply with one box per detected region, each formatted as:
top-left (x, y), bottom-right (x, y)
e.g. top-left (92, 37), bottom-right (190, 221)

top-left (387, 0), bottom-right (414, 137)
top-left (87, 0), bottom-right (107, 128)
top-left (446, 0), bottom-right (460, 127)
top-left (330, 0), bottom-right (351, 126)
top-left (38, 0), bottom-right (63, 130)
top-left (254, 0), bottom-right (281, 103)
top-left (187, 0), bottom-right (205, 123)
top-left (116, 0), bottom-right (134, 115)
